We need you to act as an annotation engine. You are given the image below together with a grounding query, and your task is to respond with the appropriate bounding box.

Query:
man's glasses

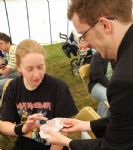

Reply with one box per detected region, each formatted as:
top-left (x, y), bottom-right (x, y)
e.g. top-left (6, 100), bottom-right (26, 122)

top-left (79, 17), bottom-right (117, 42)
top-left (79, 20), bottom-right (98, 42)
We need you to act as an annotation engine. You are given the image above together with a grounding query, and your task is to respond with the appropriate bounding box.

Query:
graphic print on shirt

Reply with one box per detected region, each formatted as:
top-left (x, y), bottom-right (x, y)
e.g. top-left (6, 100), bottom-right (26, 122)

top-left (16, 101), bottom-right (52, 144)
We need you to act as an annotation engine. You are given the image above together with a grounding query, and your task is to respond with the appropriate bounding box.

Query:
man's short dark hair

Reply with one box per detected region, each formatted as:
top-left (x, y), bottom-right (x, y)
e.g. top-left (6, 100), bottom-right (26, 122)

top-left (0, 32), bottom-right (12, 44)
top-left (68, 0), bottom-right (133, 26)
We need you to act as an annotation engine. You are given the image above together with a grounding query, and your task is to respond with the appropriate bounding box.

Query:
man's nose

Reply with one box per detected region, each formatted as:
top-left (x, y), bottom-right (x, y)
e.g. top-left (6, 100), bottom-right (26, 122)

top-left (83, 40), bottom-right (92, 49)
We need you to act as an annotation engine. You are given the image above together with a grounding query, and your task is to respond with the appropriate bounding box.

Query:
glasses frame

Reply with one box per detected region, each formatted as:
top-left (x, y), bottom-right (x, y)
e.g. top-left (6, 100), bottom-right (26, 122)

top-left (79, 17), bottom-right (117, 42)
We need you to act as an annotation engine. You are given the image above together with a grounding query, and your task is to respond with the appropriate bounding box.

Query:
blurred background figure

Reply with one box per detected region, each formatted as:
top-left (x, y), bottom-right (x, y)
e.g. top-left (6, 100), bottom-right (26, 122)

top-left (88, 52), bottom-right (111, 117)
top-left (0, 32), bottom-right (19, 97)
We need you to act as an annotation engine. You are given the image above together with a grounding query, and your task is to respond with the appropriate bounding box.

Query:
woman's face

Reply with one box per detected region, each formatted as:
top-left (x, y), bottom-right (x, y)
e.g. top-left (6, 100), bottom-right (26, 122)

top-left (18, 52), bottom-right (45, 90)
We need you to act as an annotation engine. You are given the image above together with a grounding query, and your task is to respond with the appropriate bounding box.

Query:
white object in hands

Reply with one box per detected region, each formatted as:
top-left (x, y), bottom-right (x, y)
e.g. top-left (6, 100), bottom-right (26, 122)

top-left (39, 117), bottom-right (64, 139)
top-left (46, 118), bottom-right (64, 131)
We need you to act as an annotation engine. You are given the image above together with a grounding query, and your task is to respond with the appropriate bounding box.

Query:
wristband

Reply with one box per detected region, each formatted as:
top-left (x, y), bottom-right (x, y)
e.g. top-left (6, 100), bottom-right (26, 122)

top-left (14, 123), bottom-right (24, 136)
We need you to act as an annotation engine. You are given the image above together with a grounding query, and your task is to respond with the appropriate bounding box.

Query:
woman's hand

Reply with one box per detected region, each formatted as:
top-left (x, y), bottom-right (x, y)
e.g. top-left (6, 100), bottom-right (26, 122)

top-left (22, 113), bottom-right (47, 133)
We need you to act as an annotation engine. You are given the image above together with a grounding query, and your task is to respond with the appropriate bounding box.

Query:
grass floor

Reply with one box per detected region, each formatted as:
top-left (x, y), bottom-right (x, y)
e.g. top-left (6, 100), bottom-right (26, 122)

top-left (44, 43), bottom-right (92, 110)
top-left (0, 43), bottom-right (94, 149)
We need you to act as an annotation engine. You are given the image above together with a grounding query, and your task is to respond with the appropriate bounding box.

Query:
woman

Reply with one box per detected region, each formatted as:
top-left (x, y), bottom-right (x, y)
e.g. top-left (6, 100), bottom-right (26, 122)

top-left (0, 39), bottom-right (77, 150)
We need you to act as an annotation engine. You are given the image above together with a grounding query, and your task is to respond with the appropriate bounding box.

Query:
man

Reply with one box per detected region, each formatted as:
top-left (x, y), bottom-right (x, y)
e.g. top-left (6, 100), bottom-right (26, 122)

top-left (0, 51), bottom-right (5, 68)
top-left (0, 32), bottom-right (18, 96)
top-left (40, 0), bottom-right (133, 150)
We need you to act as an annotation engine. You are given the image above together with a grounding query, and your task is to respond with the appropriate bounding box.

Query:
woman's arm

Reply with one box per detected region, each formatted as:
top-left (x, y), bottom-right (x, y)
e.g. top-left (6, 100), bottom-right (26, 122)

top-left (0, 120), bottom-right (16, 136)
top-left (0, 114), bottom-right (47, 137)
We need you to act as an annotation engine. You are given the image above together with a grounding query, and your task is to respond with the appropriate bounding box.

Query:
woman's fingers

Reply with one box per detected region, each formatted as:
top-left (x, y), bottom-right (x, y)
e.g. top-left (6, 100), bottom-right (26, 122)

top-left (28, 113), bottom-right (47, 120)
top-left (27, 114), bottom-right (48, 123)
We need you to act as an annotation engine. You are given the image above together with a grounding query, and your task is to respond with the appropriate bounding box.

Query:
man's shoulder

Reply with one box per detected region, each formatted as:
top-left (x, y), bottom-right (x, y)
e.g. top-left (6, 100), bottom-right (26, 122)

top-left (9, 45), bottom-right (16, 54)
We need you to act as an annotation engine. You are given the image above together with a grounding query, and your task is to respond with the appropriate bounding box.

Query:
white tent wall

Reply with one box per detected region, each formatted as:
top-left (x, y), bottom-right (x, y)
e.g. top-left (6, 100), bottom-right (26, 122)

top-left (0, 0), bottom-right (75, 45)
top-left (50, 0), bottom-right (69, 43)
top-left (0, 0), bottom-right (30, 44)
top-left (0, 1), bottom-right (9, 36)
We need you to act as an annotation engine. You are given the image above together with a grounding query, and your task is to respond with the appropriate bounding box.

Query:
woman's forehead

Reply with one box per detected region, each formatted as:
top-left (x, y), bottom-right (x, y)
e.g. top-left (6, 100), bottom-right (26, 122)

top-left (20, 53), bottom-right (45, 64)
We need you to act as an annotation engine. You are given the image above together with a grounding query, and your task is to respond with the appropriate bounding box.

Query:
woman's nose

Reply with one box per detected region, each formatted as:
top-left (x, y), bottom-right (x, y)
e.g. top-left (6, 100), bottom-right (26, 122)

top-left (32, 69), bottom-right (40, 77)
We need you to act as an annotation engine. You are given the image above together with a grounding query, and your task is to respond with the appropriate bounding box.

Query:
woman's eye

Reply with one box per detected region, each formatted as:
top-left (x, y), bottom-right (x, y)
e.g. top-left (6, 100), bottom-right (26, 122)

top-left (37, 65), bottom-right (44, 70)
top-left (38, 66), bottom-right (43, 70)
top-left (26, 68), bottom-right (33, 71)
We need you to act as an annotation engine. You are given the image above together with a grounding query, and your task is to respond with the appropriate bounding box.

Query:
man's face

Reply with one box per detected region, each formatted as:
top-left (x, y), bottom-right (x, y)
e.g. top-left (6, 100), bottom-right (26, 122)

top-left (0, 40), bottom-right (9, 51)
top-left (71, 13), bottom-right (112, 58)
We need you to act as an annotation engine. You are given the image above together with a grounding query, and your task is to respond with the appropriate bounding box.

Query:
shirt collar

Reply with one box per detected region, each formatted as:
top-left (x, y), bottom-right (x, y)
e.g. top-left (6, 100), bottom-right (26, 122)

top-left (117, 24), bottom-right (133, 62)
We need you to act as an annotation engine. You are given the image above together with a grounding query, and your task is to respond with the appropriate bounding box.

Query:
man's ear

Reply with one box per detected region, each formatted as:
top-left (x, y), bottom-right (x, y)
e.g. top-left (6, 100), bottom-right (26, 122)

top-left (98, 17), bottom-right (112, 34)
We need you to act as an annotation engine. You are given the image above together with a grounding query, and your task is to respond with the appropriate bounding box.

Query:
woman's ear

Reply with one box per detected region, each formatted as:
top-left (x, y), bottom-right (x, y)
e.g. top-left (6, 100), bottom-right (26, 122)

top-left (17, 65), bottom-right (21, 73)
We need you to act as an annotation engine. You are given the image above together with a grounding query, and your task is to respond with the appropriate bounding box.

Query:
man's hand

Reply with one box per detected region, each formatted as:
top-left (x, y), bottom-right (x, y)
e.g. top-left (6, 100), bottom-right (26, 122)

top-left (61, 118), bottom-right (91, 133)
top-left (43, 129), bottom-right (72, 147)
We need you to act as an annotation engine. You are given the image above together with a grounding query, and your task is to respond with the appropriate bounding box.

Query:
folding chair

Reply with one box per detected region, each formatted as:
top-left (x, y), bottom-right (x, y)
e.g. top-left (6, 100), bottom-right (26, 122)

top-left (79, 64), bottom-right (91, 94)
top-left (79, 64), bottom-right (109, 109)
top-left (75, 106), bottom-right (100, 139)
top-left (0, 79), bottom-right (12, 109)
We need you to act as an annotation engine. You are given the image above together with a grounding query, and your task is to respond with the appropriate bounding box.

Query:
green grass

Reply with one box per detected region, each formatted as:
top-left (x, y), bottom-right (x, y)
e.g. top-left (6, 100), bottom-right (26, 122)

top-left (0, 43), bottom-right (92, 149)
top-left (44, 43), bottom-right (91, 110)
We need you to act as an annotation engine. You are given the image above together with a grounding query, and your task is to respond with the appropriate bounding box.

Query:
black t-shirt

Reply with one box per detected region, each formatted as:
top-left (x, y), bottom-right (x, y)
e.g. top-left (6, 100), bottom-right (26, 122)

top-left (1, 74), bottom-right (78, 150)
